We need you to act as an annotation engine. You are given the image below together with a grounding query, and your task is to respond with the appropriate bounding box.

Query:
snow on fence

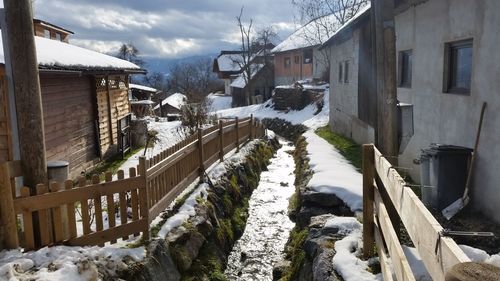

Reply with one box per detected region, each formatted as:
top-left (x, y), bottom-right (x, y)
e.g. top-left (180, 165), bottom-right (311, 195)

top-left (0, 116), bottom-right (265, 250)
top-left (362, 144), bottom-right (470, 281)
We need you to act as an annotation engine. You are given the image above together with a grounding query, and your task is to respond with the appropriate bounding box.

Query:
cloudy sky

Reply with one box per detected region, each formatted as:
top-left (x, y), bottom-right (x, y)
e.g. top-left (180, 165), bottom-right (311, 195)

top-left (33, 0), bottom-right (298, 60)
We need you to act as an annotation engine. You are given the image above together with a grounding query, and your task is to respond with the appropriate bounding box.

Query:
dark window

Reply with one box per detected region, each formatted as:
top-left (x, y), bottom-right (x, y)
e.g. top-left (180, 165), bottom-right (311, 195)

top-left (284, 57), bottom-right (291, 68)
top-left (398, 50), bottom-right (413, 88)
top-left (338, 62), bottom-right (343, 83)
top-left (344, 60), bottom-right (349, 83)
top-left (303, 49), bottom-right (313, 64)
top-left (55, 33), bottom-right (62, 41)
top-left (294, 56), bottom-right (300, 64)
top-left (444, 39), bottom-right (473, 94)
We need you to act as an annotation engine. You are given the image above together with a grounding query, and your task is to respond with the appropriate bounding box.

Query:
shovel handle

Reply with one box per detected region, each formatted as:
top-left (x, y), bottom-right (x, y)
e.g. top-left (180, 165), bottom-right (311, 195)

top-left (462, 102), bottom-right (487, 200)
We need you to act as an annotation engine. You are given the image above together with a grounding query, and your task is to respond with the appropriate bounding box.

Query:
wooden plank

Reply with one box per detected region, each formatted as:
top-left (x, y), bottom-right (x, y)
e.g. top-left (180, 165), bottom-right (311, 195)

top-left (65, 180), bottom-right (77, 240)
top-left (149, 170), bottom-right (199, 223)
top-left (146, 142), bottom-right (197, 179)
top-left (66, 219), bottom-right (147, 247)
top-left (130, 167), bottom-right (140, 237)
top-left (50, 182), bottom-right (64, 243)
top-left (235, 117), bottom-right (240, 151)
top-left (117, 170), bottom-right (128, 241)
top-left (20, 187), bottom-right (35, 250)
top-left (14, 176), bottom-right (144, 212)
top-left (373, 148), bottom-right (470, 280)
top-left (374, 188), bottom-right (415, 281)
top-left (219, 120), bottom-right (224, 162)
top-left (0, 163), bottom-right (19, 248)
top-left (363, 144), bottom-right (375, 257)
top-left (78, 177), bottom-right (91, 235)
top-left (91, 175), bottom-right (104, 246)
top-left (197, 129), bottom-right (204, 176)
top-left (105, 172), bottom-right (116, 244)
top-left (374, 219), bottom-right (394, 281)
top-left (36, 184), bottom-right (51, 246)
top-left (138, 157), bottom-right (149, 240)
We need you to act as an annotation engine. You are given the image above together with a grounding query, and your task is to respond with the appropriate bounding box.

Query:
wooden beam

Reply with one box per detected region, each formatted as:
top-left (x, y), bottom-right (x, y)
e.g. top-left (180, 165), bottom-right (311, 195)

top-left (374, 219), bottom-right (394, 281)
top-left (372, 0), bottom-right (398, 161)
top-left (0, 163), bottom-right (19, 248)
top-left (373, 147), bottom-right (470, 280)
top-left (4, 0), bottom-right (47, 190)
top-left (374, 187), bottom-right (415, 281)
top-left (362, 144), bottom-right (375, 258)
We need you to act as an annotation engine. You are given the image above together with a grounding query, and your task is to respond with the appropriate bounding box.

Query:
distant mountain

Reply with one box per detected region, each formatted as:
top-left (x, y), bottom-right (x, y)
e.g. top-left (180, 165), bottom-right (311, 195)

top-left (142, 54), bottom-right (217, 75)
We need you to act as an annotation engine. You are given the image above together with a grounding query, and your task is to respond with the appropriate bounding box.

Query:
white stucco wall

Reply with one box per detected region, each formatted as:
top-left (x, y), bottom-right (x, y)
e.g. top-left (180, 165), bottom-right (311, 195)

top-left (395, 0), bottom-right (500, 220)
top-left (328, 28), bottom-right (374, 145)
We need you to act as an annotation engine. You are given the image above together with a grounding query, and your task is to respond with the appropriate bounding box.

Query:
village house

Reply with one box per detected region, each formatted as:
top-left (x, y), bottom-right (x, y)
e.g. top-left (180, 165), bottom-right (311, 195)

top-left (154, 93), bottom-right (187, 120)
top-left (0, 19), bottom-right (144, 178)
top-left (271, 14), bottom-right (335, 85)
top-left (213, 45), bottom-right (274, 107)
top-left (129, 83), bottom-right (159, 118)
top-left (392, 0), bottom-right (500, 221)
top-left (321, 5), bottom-right (375, 145)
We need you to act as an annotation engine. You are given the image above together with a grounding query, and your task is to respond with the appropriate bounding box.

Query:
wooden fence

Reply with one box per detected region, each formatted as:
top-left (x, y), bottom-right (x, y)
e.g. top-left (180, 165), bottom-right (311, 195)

top-left (362, 144), bottom-right (470, 281)
top-left (0, 116), bottom-right (265, 250)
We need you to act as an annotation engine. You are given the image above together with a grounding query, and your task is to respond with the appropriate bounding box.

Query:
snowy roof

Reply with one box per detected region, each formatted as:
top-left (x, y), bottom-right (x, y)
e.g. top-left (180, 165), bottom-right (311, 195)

top-left (272, 14), bottom-right (339, 53)
top-left (154, 93), bottom-right (187, 110)
top-left (230, 64), bottom-right (264, 89)
top-left (129, 83), bottom-right (159, 93)
top-left (0, 32), bottom-right (143, 72)
top-left (216, 53), bottom-right (244, 72)
top-left (320, 4), bottom-right (371, 48)
top-left (130, 100), bottom-right (155, 105)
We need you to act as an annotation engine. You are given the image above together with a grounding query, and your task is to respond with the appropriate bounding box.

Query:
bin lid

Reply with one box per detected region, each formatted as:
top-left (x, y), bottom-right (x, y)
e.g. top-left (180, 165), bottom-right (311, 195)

top-left (422, 144), bottom-right (473, 155)
top-left (47, 160), bottom-right (69, 168)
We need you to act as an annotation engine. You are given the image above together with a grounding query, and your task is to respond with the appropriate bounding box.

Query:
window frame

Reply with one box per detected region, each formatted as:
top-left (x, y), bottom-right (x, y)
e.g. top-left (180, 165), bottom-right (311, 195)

top-left (398, 49), bottom-right (413, 88)
top-left (294, 55), bottom-right (300, 64)
top-left (344, 60), bottom-right (350, 84)
top-left (303, 49), bottom-right (313, 64)
top-left (284, 57), bottom-right (291, 68)
top-left (338, 62), bottom-right (343, 83)
top-left (443, 38), bottom-right (473, 95)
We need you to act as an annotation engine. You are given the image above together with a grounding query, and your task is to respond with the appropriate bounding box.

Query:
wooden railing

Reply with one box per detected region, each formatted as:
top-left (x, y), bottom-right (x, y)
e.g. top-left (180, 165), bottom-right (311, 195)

top-left (362, 144), bottom-right (470, 281)
top-left (0, 116), bottom-right (265, 250)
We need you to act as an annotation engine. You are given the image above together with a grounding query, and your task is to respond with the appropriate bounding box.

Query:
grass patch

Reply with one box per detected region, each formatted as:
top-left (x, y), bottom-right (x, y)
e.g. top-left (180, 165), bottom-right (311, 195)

top-left (84, 146), bottom-right (144, 178)
top-left (281, 227), bottom-right (309, 281)
top-left (315, 125), bottom-right (362, 170)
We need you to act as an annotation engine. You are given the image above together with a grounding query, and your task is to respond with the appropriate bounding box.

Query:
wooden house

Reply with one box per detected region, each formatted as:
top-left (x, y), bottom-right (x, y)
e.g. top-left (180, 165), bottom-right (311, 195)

top-left (271, 15), bottom-right (335, 85)
top-left (129, 83), bottom-right (159, 118)
top-left (0, 20), bottom-right (145, 178)
top-left (154, 93), bottom-right (187, 120)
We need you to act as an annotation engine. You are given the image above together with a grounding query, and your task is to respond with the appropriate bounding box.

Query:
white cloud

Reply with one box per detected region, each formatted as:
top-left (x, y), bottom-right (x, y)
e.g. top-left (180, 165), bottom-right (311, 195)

top-left (70, 39), bottom-right (123, 55)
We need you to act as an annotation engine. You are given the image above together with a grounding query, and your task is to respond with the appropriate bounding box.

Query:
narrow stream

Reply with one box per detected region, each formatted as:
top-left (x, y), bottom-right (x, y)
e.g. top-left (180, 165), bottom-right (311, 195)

top-left (225, 139), bottom-right (296, 281)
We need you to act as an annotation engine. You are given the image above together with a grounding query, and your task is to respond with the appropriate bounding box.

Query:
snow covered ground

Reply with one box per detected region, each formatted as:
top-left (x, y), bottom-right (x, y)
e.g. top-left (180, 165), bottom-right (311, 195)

top-left (207, 93), bottom-right (232, 111)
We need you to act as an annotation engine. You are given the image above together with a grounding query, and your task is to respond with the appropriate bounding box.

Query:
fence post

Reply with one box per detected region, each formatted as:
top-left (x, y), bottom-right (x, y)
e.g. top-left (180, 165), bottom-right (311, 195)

top-left (198, 128), bottom-right (205, 176)
top-left (235, 117), bottom-right (240, 152)
top-left (0, 163), bottom-right (19, 248)
top-left (138, 156), bottom-right (150, 241)
top-left (219, 120), bottom-right (224, 162)
top-left (363, 144), bottom-right (375, 258)
top-left (250, 114), bottom-right (254, 140)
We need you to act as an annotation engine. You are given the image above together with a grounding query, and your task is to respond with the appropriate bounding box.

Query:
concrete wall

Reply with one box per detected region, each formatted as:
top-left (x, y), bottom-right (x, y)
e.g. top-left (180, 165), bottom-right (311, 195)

top-left (395, 0), bottom-right (500, 220)
top-left (328, 28), bottom-right (374, 145)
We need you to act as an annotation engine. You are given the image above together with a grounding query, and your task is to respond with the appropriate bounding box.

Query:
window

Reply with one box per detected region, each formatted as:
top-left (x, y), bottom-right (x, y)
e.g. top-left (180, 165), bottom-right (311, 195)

top-left (444, 39), bottom-right (473, 94)
top-left (338, 63), bottom-right (343, 83)
top-left (284, 57), bottom-right (291, 68)
top-left (398, 50), bottom-right (413, 88)
top-left (344, 60), bottom-right (350, 83)
top-left (303, 49), bottom-right (313, 64)
top-left (294, 56), bottom-right (300, 64)
top-left (55, 33), bottom-right (62, 41)
top-left (44, 29), bottom-right (50, 38)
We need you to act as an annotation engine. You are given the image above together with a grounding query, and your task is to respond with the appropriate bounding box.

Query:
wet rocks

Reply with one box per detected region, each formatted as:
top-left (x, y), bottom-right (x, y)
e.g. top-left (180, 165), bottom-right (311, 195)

top-left (262, 118), bottom-right (307, 142)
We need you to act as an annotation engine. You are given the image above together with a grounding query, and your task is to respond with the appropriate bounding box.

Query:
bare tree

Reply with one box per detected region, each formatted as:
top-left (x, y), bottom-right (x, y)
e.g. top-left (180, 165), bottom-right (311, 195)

top-left (291, 0), bottom-right (369, 80)
top-left (254, 26), bottom-right (279, 66)
top-left (234, 7), bottom-right (254, 105)
top-left (166, 58), bottom-right (222, 102)
top-left (116, 43), bottom-right (145, 67)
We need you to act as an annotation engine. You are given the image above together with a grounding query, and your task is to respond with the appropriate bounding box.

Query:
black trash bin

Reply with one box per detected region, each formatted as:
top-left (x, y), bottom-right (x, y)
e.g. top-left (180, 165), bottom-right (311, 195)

top-left (420, 144), bottom-right (472, 210)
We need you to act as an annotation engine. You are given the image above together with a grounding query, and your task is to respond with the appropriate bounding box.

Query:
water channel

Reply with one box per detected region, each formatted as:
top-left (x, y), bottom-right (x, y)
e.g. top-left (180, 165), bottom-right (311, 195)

top-left (225, 140), bottom-right (296, 281)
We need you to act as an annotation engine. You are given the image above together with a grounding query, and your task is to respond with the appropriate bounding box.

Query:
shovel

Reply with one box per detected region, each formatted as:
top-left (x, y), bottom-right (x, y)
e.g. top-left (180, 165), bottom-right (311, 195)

top-left (442, 102), bottom-right (487, 220)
